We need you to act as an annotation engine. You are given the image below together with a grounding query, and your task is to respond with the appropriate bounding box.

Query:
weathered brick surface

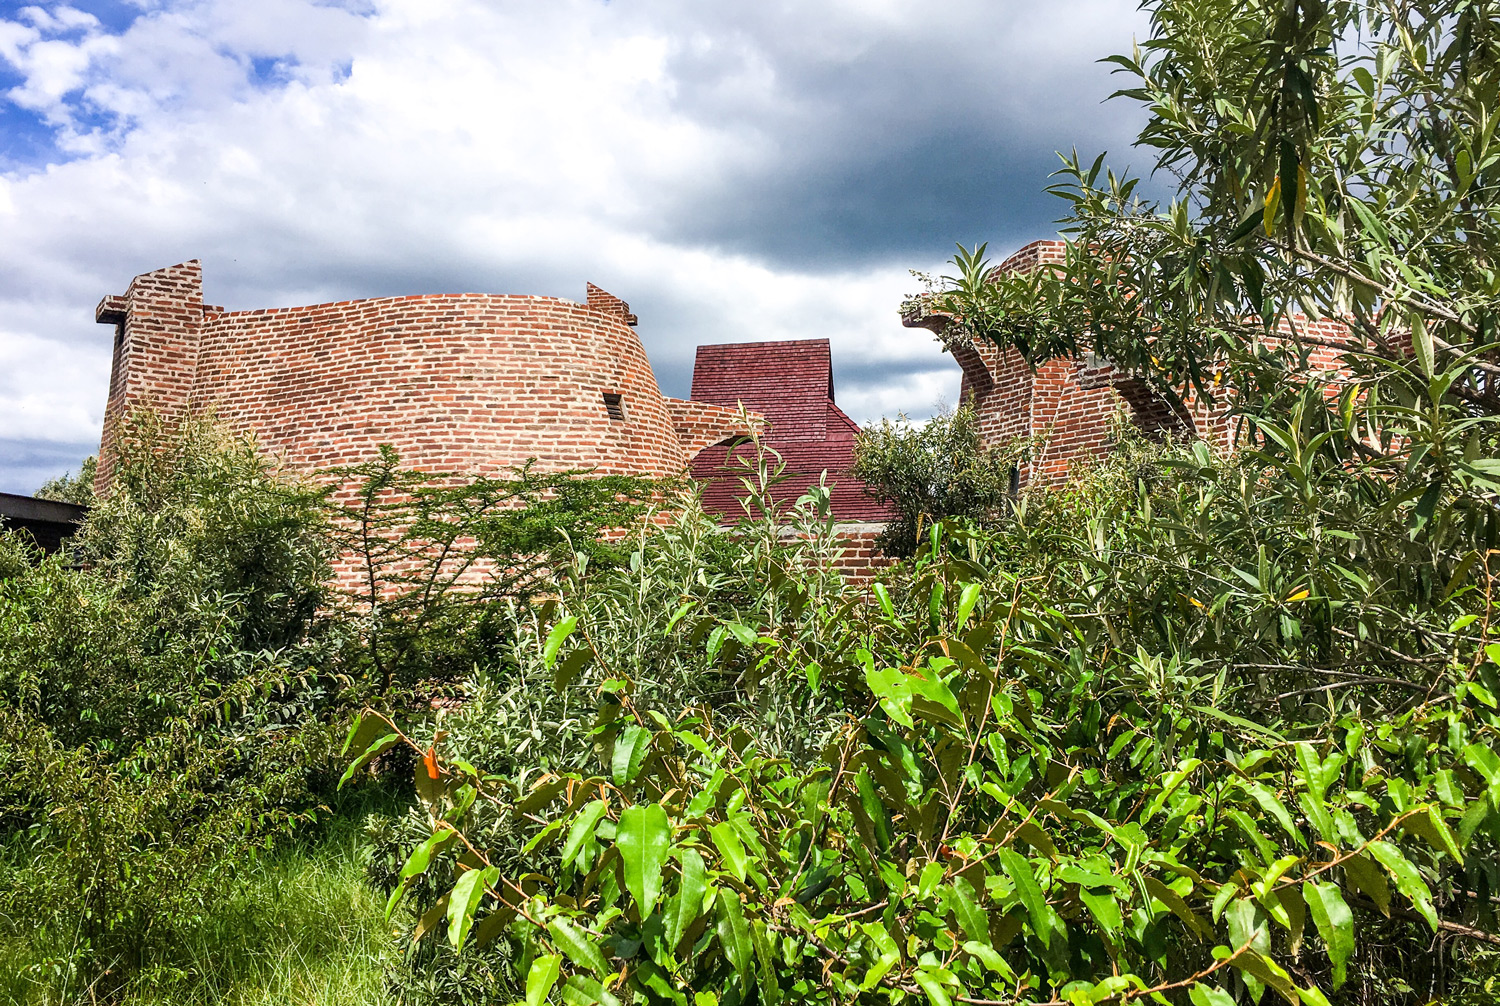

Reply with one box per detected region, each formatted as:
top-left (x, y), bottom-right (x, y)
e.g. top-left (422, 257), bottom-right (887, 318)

top-left (94, 263), bottom-right (751, 494)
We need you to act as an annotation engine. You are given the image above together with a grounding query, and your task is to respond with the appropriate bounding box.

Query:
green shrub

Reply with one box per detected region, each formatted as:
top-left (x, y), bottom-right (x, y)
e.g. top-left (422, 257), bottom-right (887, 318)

top-left (0, 413), bottom-right (347, 992)
top-left (851, 405), bottom-right (1019, 558)
top-left (34, 456), bottom-right (97, 507)
top-left (369, 402), bottom-right (1500, 1003)
top-left (327, 445), bottom-right (660, 691)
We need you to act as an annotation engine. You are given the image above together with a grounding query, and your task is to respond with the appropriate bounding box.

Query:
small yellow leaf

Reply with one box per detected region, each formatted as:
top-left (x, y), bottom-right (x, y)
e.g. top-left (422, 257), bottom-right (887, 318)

top-left (1286, 588), bottom-right (1310, 602)
top-left (1264, 177), bottom-right (1282, 234)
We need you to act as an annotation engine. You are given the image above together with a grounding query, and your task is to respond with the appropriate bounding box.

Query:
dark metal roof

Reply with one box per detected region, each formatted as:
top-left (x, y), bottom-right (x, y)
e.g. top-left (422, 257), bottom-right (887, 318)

top-left (0, 493), bottom-right (88, 553)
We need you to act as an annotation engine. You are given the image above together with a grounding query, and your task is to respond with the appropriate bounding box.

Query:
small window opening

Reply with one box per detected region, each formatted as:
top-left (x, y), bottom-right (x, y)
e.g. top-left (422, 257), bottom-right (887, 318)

top-left (602, 393), bottom-right (626, 421)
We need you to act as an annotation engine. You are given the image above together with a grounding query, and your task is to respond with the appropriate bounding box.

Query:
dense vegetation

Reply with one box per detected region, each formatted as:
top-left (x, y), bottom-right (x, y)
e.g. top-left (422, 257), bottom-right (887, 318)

top-left (354, 1), bottom-right (1500, 1004)
top-left (4, 1), bottom-right (1500, 1004)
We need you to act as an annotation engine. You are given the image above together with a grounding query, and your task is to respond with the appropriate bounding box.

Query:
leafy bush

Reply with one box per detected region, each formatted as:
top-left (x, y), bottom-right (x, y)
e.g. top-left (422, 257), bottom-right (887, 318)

top-left (0, 414), bottom-right (346, 992)
top-left (364, 406), bottom-right (1500, 1004)
top-left (851, 405), bottom-right (1019, 558)
top-left (359, 447), bottom-right (875, 1003)
top-left (327, 445), bottom-right (660, 691)
top-left (34, 455), bottom-right (97, 506)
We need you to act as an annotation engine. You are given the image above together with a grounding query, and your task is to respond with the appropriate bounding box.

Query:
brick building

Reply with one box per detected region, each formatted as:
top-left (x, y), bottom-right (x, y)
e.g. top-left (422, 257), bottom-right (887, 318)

top-left (88, 246), bottom-right (1356, 577)
top-left (902, 239), bottom-right (1362, 484)
top-left (900, 241), bottom-right (1219, 484)
top-left (93, 261), bottom-right (754, 493)
top-left (687, 339), bottom-right (893, 523)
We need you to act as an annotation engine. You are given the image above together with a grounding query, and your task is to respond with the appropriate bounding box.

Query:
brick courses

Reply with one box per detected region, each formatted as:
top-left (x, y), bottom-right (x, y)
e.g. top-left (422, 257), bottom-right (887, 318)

top-left (905, 239), bottom-right (1368, 486)
top-left (94, 262), bottom-right (752, 493)
top-left (687, 339), bottom-right (894, 523)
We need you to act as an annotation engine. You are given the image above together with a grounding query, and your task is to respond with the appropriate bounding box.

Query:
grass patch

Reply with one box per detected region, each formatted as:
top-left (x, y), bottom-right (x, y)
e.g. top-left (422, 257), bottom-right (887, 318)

top-left (0, 809), bottom-right (396, 1006)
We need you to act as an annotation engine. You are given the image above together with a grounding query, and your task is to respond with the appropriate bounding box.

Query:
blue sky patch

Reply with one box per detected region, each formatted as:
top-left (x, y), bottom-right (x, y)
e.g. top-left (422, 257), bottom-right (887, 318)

top-left (43, 0), bottom-right (142, 35)
top-left (0, 101), bottom-right (65, 171)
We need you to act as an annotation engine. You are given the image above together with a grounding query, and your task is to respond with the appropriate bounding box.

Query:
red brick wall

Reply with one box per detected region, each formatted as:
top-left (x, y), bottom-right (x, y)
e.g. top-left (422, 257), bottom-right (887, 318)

top-left (95, 263), bottom-right (750, 488)
top-left (827, 524), bottom-right (896, 584)
top-left (929, 241), bottom-right (1372, 485)
top-left (94, 261), bottom-right (208, 491)
top-left (663, 398), bottom-right (763, 460)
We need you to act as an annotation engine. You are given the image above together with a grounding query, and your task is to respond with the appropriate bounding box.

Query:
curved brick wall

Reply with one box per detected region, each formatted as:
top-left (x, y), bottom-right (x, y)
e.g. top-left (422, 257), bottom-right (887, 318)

top-left (95, 261), bottom-right (749, 489)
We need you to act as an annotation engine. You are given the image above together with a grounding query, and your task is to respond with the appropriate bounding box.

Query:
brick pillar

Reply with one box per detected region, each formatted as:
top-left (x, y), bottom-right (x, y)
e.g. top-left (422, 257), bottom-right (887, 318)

top-left (94, 261), bottom-right (205, 493)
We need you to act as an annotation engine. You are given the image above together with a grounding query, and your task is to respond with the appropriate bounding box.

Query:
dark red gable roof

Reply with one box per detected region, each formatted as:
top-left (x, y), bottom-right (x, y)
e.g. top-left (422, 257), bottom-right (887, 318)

top-left (691, 339), bottom-right (836, 442)
top-left (688, 339), bottom-right (894, 524)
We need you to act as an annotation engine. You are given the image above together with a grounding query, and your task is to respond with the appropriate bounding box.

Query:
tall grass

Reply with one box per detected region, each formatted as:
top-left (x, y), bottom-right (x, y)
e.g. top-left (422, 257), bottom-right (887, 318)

top-left (0, 809), bottom-right (395, 1006)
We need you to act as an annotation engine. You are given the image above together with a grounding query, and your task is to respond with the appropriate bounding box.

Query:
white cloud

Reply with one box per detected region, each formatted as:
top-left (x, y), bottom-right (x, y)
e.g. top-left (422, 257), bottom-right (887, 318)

top-left (0, 0), bottom-right (1150, 490)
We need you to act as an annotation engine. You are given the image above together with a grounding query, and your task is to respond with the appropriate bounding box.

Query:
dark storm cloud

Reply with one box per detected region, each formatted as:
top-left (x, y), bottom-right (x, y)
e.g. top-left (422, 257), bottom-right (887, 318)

top-left (618, 0), bottom-right (1152, 266)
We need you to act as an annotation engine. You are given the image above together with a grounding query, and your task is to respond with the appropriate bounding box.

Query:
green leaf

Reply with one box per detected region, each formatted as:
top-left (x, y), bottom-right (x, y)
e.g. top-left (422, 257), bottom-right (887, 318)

top-left (527, 954), bottom-right (564, 1006)
top-left (864, 665), bottom-right (914, 729)
top-left (945, 879), bottom-right (990, 945)
top-left (725, 621), bottom-right (757, 646)
top-left (1296, 985), bottom-right (1334, 1006)
top-left (1228, 207), bottom-right (1266, 243)
top-left (716, 887), bottom-right (754, 985)
top-left (1243, 781), bottom-right (1304, 847)
top-left (751, 920), bottom-right (781, 1006)
top-left (548, 917), bottom-right (610, 976)
top-left (666, 848), bottom-right (707, 951)
top-left (710, 822), bottom-right (748, 883)
top-left (913, 968), bottom-right (952, 1006)
top-left (908, 660), bottom-right (963, 728)
top-left (1303, 882), bottom-right (1354, 987)
top-left (1342, 854), bottom-right (1390, 915)
top-left (611, 725), bottom-right (651, 786)
top-left (997, 849), bottom-right (1051, 948)
top-left (561, 974), bottom-right (622, 1006)
top-left (338, 733), bottom-right (399, 789)
top-left (545, 616), bottom-right (578, 669)
top-left (860, 921), bottom-right (902, 990)
top-left (560, 800), bottom-right (609, 869)
top-left (447, 865), bottom-right (498, 951)
top-left (1145, 877), bottom-right (1212, 939)
top-left (617, 803), bottom-right (671, 919)
top-left (1402, 805), bottom-right (1463, 862)
top-left (962, 940), bottom-right (1015, 982)
top-left (854, 771), bottom-right (894, 853)
top-left (553, 645), bottom-right (594, 692)
top-left (387, 828), bottom-right (458, 921)
top-left (1225, 899), bottom-right (1271, 1002)
top-left (342, 711), bottom-right (391, 757)
top-left (954, 582), bottom-right (983, 631)
top-left (1369, 840), bottom-right (1438, 930)
top-left (1464, 744), bottom-right (1500, 800)
top-left (1413, 315), bottom-right (1435, 378)
top-left (1079, 887), bottom-right (1122, 938)
top-left (1188, 984), bottom-right (1236, 1006)
top-left (1226, 945), bottom-right (1295, 1002)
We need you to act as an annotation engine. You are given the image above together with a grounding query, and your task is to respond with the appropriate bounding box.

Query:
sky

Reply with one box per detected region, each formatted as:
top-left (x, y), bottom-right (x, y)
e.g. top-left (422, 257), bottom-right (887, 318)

top-left (0, 0), bottom-right (1154, 494)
